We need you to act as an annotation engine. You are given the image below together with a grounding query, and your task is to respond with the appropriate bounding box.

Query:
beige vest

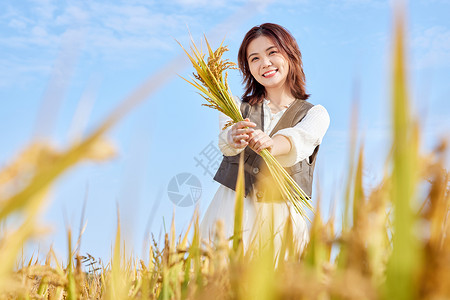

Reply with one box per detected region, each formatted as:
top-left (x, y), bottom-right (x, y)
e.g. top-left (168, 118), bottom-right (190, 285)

top-left (213, 99), bottom-right (319, 201)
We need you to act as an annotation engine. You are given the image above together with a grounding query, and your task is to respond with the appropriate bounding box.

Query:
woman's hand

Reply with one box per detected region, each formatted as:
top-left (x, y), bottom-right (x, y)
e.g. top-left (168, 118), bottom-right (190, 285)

top-left (227, 118), bottom-right (256, 149)
top-left (248, 129), bottom-right (274, 154)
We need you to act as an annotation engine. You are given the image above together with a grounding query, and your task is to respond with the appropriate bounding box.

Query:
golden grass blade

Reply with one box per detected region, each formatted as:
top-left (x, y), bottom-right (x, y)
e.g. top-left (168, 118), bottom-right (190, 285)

top-left (303, 191), bottom-right (331, 271)
top-left (107, 210), bottom-right (128, 300)
top-left (352, 145), bottom-right (365, 226)
top-left (170, 210), bottom-right (176, 252)
top-left (66, 229), bottom-right (77, 300)
top-left (385, 8), bottom-right (421, 300)
top-left (233, 152), bottom-right (245, 256)
top-left (0, 138), bottom-right (116, 222)
top-left (0, 189), bottom-right (49, 295)
top-left (343, 92), bottom-right (360, 231)
top-left (242, 241), bottom-right (277, 300)
top-left (0, 215), bottom-right (36, 289)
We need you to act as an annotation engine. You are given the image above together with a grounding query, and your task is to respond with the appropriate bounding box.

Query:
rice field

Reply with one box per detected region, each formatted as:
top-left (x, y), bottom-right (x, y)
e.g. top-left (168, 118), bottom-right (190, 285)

top-left (0, 8), bottom-right (449, 300)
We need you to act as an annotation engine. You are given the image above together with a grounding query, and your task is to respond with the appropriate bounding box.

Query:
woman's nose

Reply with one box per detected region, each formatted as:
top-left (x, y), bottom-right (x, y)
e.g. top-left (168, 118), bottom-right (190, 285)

top-left (261, 56), bottom-right (272, 67)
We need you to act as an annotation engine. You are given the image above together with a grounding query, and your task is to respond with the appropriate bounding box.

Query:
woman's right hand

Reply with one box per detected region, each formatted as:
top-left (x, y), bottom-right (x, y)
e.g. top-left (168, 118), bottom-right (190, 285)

top-left (227, 118), bottom-right (256, 149)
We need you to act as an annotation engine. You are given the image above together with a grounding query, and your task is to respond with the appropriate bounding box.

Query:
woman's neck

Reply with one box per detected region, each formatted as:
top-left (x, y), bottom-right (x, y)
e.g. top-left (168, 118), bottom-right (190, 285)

top-left (265, 87), bottom-right (295, 107)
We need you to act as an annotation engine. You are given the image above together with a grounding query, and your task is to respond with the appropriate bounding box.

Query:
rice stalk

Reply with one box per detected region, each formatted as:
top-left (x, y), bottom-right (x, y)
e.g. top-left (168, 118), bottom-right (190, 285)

top-left (232, 152), bottom-right (245, 257)
top-left (385, 8), bottom-right (422, 300)
top-left (66, 230), bottom-right (77, 300)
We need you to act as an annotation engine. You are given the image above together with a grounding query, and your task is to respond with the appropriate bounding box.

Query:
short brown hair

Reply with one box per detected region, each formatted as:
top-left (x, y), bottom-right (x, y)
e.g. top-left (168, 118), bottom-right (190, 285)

top-left (237, 23), bottom-right (310, 105)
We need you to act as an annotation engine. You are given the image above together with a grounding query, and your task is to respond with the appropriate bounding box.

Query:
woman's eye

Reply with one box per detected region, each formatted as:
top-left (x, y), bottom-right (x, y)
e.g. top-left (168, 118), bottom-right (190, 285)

top-left (269, 50), bottom-right (277, 55)
top-left (251, 57), bottom-right (259, 62)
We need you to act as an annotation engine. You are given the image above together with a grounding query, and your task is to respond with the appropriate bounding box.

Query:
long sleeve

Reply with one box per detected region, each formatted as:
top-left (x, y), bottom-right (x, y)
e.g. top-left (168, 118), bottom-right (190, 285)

top-left (273, 104), bottom-right (330, 167)
top-left (218, 97), bottom-right (245, 156)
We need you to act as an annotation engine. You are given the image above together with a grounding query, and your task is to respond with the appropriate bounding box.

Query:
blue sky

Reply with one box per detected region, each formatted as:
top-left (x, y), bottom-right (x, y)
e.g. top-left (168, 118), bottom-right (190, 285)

top-left (1, 0), bottom-right (449, 262)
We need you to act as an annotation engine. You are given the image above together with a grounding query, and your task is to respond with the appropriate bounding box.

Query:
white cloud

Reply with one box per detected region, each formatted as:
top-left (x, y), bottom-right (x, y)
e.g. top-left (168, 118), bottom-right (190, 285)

top-left (328, 0), bottom-right (387, 10)
top-left (172, 0), bottom-right (245, 8)
top-left (412, 26), bottom-right (450, 69)
top-left (55, 5), bottom-right (89, 26)
top-left (0, 2), bottom-right (191, 46)
top-left (420, 0), bottom-right (450, 4)
top-left (0, 1), bottom-right (204, 87)
top-left (0, 57), bottom-right (51, 88)
top-left (30, 0), bottom-right (56, 20)
top-left (0, 0), bottom-right (273, 87)
top-left (31, 25), bottom-right (47, 37)
top-left (8, 18), bottom-right (27, 29)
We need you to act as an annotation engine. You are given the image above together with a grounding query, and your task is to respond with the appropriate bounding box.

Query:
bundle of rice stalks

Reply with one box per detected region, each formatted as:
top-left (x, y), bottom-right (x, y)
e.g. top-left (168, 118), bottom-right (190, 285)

top-left (179, 37), bottom-right (313, 218)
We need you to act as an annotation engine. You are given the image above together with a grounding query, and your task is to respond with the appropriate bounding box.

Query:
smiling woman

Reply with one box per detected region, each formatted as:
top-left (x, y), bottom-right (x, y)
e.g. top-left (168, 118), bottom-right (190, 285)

top-left (200, 23), bottom-right (330, 257)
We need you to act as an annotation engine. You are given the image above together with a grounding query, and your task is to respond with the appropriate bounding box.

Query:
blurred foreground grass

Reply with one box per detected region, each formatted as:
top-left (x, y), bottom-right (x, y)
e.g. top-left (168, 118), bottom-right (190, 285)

top-left (0, 8), bottom-right (449, 300)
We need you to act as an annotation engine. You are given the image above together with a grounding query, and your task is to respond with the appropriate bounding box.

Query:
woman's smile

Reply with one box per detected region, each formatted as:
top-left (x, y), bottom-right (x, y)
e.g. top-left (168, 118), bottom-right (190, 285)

top-left (262, 69), bottom-right (278, 78)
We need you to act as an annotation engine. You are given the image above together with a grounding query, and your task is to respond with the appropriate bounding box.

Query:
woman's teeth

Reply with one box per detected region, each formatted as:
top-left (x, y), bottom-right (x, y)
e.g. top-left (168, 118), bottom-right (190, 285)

top-left (262, 70), bottom-right (276, 77)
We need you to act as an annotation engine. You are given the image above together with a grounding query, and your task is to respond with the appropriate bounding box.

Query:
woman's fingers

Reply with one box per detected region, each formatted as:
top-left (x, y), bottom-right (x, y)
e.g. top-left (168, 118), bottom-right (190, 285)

top-left (254, 139), bottom-right (273, 153)
top-left (248, 130), bottom-right (273, 153)
top-left (235, 128), bottom-right (254, 136)
top-left (228, 119), bottom-right (257, 149)
top-left (235, 119), bottom-right (256, 130)
top-left (256, 139), bottom-right (273, 153)
top-left (234, 133), bottom-right (249, 140)
top-left (235, 139), bottom-right (248, 148)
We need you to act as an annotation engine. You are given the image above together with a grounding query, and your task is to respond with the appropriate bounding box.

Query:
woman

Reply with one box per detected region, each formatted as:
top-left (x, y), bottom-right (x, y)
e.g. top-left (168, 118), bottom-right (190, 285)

top-left (200, 23), bottom-right (330, 255)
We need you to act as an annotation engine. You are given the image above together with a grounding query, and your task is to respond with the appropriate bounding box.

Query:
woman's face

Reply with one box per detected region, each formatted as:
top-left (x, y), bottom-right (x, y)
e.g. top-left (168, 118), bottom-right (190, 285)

top-left (246, 35), bottom-right (290, 91)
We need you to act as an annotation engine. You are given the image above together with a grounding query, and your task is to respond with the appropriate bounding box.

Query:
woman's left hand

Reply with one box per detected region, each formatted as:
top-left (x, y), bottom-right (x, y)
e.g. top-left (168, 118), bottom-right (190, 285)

top-left (248, 129), bottom-right (274, 154)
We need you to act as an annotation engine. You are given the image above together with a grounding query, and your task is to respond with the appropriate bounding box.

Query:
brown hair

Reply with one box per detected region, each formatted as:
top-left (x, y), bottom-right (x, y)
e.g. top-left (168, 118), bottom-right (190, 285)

top-left (237, 23), bottom-right (310, 105)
